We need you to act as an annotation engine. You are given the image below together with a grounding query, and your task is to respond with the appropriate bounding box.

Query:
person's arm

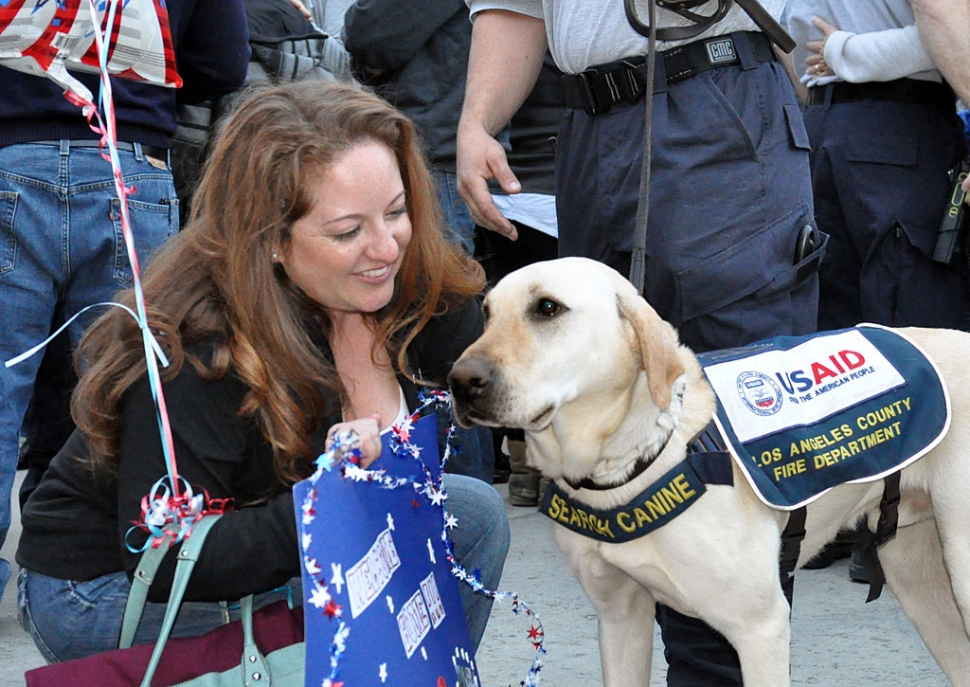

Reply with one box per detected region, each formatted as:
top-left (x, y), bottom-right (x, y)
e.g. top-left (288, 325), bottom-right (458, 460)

top-left (174, 0), bottom-right (251, 104)
top-left (116, 362), bottom-right (301, 603)
top-left (812, 22), bottom-right (935, 83)
top-left (911, 0), bottom-right (970, 103)
top-left (457, 9), bottom-right (546, 240)
top-left (343, 0), bottom-right (462, 73)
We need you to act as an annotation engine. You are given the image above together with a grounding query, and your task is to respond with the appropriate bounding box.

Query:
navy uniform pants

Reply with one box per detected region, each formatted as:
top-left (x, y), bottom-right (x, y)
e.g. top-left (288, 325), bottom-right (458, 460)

top-left (555, 50), bottom-right (822, 685)
top-left (804, 94), bottom-right (969, 331)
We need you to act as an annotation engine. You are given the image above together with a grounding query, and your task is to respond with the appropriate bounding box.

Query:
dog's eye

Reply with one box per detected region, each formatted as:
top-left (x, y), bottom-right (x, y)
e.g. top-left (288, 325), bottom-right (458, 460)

top-left (536, 298), bottom-right (561, 317)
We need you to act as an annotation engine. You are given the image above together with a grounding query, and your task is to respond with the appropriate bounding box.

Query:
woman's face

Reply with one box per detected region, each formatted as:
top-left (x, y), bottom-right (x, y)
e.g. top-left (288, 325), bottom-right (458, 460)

top-left (279, 141), bottom-right (412, 317)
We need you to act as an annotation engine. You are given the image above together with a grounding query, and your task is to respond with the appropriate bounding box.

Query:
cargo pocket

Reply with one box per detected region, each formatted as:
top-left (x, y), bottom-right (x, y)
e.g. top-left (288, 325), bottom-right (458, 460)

top-left (675, 203), bottom-right (825, 349)
top-left (784, 104), bottom-right (811, 151)
top-left (863, 219), bottom-right (967, 328)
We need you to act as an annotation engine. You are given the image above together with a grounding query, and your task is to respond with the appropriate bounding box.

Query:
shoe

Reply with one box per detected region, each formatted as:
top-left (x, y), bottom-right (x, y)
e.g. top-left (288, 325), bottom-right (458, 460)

top-left (849, 543), bottom-right (871, 583)
top-left (802, 541), bottom-right (853, 569)
top-left (508, 473), bottom-right (541, 506)
top-left (538, 477), bottom-right (551, 503)
top-left (492, 450), bottom-right (511, 484)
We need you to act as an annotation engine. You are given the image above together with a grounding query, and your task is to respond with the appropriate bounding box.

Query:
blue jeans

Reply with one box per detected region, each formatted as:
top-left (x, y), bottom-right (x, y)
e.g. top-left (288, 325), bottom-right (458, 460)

top-left (433, 170), bottom-right (476, 255)
top-left (0, 141), bottom-right (179, 602)
top-left (17, 474), bottom-right (509, 662)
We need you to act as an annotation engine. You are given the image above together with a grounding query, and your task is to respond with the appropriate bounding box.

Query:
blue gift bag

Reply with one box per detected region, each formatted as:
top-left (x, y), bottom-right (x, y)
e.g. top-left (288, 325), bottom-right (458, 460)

top-left (293, 412), bottom-right (480, 686)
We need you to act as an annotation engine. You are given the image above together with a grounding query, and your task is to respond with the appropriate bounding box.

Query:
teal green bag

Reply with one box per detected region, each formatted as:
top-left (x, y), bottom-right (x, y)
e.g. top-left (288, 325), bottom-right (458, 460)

top-left (120, 515), bottom-right (304, 687)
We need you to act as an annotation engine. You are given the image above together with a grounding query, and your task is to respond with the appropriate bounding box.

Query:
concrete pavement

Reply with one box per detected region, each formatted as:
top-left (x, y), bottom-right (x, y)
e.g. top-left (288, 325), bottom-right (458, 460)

top-left (0, 471), bottom-right (948, 685)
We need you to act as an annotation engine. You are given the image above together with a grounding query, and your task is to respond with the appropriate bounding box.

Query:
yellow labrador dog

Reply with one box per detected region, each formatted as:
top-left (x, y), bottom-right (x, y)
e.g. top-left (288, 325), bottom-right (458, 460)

top-left (448, 257), bottom-right (970, 686)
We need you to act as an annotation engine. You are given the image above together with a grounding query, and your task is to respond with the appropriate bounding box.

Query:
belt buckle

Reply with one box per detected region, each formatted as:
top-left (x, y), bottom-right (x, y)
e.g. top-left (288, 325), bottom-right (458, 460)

top-left (576, 70), bottom-right (607, 116)
top-left (618, 60), bottom-right (645, 102)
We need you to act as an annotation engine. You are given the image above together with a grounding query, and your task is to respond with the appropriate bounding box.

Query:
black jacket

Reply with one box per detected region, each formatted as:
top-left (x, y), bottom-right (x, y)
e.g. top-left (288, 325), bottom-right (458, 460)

top-left (17, 299), bottom-right (483, 602)
top-left (342, 0), bottom-right (470, 171)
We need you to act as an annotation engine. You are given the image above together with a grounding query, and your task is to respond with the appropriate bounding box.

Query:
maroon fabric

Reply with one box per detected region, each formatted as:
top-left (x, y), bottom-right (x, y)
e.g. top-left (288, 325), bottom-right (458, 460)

top-left (25, 601), bottom-right (303, 687)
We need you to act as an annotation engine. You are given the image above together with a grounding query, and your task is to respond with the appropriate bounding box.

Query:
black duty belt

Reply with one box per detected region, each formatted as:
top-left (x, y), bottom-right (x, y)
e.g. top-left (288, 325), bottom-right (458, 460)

top-left (806, 79), bottom-right (955, 109)
top-left (31, 139), bottom-right (170, 161)
top-left (562, 31), bottom-right (776, 115)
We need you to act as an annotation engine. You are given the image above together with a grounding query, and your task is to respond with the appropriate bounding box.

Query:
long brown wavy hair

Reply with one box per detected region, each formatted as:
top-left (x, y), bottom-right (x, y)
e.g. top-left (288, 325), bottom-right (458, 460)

top-left (73, 79), bottom-right (485, 484)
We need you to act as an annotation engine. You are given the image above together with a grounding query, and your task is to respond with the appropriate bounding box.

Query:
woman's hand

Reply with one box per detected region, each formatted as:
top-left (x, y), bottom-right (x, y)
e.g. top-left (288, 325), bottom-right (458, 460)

top-left (805, 16), bottom-right (838, 78)
top-left (327, 414), bottom-right (382, 468)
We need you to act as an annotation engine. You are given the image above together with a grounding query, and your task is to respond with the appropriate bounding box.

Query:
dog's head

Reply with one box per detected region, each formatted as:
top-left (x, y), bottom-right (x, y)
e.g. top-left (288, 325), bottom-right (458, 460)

top-left (448, 257), bottom-right (704, 479)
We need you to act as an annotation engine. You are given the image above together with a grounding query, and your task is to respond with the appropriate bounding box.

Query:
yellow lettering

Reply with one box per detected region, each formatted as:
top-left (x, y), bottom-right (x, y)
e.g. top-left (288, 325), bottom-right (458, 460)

top-left (548, 494), bottom-right (562, 520)
top-left (634, 507), bottom-right (653, 528)
top-left (672, 474), bottom-right (697, 500)
top-left (557, 501), bottom-right (570, 524)
top-left (616, 511), bottom-right (635, 533)
top-left (661, 484), bottom-right (685, 506)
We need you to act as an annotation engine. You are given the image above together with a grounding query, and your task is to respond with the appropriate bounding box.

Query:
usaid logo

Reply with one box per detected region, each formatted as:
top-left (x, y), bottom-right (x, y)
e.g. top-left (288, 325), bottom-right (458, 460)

top-left (737, 371), bottom-right (783, 416)
top-left (706, 39), bottom-right (736, 64)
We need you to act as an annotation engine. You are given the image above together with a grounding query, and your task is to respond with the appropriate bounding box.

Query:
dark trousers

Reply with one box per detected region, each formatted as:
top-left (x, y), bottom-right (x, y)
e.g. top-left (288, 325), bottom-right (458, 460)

top-left (804, 96), bottom-right (969, 331)
top-left (556, 60), bottom-right (822, 354)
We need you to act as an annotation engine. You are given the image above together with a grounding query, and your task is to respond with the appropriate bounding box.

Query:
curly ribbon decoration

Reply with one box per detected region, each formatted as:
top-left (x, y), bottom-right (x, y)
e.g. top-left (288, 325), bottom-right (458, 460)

top-left (299, 391), bottom-right (546, 686)
top-left (81, 0), bottom-right (192, 540)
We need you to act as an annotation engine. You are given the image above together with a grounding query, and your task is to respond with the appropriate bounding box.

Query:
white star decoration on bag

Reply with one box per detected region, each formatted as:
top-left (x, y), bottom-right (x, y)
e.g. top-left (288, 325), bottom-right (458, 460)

top-left (330, 563), bottom-right (345, 594)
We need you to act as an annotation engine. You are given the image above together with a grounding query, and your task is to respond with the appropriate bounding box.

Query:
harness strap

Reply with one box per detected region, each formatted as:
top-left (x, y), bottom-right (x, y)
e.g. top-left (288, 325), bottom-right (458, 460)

top-left (779, 507), bottom-right (806, 601)
top-left (858, 471), bottom-right (901, 602)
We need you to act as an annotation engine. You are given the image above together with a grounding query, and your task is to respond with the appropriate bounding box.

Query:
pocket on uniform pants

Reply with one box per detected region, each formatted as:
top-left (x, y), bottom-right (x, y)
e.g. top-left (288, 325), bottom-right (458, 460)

top-left (783, 104), bottom-right (811, 151)
top-left (675, 204), bottom-right (824, 348)
top-left (863, 219), bottom-right (968, 328)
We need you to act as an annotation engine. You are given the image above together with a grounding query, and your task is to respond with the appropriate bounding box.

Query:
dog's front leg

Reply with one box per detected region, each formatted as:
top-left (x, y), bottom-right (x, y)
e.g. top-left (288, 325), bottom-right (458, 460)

top-left (569, 553), bottom-right (656, 687)
top-left (597, 586), bottom-right (656, 687)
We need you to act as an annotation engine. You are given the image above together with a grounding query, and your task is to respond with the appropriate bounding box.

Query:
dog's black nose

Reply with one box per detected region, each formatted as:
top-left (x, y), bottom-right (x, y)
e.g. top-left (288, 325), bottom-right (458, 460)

top-left (447, 357), bottom-right (493, 404)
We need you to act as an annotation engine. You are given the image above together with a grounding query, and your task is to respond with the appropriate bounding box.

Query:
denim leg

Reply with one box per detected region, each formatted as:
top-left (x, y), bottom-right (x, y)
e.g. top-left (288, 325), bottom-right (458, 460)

top-left (0, 143), bottom-right (177, 602)
top-left (0, 146), bottom-right (62, 602)
top-left (432, 170), bottom-right (476, 255)
top-left (18, 567), bottom-right (248, 662)
top-left (441, 473), bottom-right (510, 653)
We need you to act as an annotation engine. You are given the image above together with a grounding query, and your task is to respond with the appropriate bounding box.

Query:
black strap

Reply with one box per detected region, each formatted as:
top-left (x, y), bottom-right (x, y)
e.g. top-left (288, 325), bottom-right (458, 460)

top-left (625, 0), bottom-right (731, 42)
top-left (779, 506), bottom-right (806, 598)
top-left (563, 424), bottom-right (674, 491)
top-left (806, 78), bottom-right (955, 108)
top-left (859, 471), bottom-right (901, 602)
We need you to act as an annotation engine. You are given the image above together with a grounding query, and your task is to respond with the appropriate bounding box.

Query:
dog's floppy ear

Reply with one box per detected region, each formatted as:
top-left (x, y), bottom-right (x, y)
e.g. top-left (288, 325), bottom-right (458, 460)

top-left (617, 290), bottom-right (685, 410)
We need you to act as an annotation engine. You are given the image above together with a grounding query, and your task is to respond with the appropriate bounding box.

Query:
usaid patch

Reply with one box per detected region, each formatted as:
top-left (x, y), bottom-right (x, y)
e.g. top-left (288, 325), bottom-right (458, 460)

top-left (698, 325), bottom-right (950, 510)
top-left (705, 38), bottom-right (737, 65)
top-left (703, 328), bottom-right (904, 444)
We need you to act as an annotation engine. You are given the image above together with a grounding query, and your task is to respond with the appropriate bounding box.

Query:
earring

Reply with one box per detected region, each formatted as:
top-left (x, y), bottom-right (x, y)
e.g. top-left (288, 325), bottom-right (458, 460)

top-left (272, 252), bottom-right (279, 260)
